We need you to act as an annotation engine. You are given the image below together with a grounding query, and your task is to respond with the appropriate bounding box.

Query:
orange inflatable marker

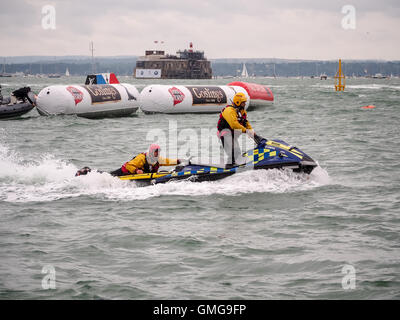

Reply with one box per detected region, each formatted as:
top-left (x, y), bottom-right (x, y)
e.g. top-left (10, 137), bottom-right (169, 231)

top-left (361, 105), bottom-right (376, 109)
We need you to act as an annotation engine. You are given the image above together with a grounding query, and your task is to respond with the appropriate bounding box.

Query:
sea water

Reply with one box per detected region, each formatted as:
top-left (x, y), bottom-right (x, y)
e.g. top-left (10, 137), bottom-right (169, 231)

top-left (0, 76), bottom-right (399, 299)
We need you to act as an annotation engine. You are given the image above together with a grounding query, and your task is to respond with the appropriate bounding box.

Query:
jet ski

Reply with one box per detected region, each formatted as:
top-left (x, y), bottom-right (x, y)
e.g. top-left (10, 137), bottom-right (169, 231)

top-left (75, 138), bottom-right (317, 185)
top-left (0, 86), bottom-right (36, 119)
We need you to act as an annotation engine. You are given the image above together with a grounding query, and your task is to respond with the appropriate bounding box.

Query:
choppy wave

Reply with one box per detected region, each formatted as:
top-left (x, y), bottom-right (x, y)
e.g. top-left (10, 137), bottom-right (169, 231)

top-left (1, 77), bottom-right (398, 300)
top-left (0, 142), bottom-right (330, 203)
top-left (346, 84), bottom-right (400, 90)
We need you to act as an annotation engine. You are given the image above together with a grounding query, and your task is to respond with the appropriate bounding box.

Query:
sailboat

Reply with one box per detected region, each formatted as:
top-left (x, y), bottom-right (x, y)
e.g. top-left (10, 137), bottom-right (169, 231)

top-left (241, 63), bottom-right (249, 78)
top-left (0, 58), bottom-right (12, 77)
top-left (65, 68), bottom-right (70, 77)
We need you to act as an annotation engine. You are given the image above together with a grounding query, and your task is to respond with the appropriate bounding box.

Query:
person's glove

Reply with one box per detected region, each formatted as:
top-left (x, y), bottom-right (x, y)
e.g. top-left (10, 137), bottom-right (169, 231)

top-left (246, 129), bottom-right (255, 139)
top-left (178, 157), bottom-right (192, 165)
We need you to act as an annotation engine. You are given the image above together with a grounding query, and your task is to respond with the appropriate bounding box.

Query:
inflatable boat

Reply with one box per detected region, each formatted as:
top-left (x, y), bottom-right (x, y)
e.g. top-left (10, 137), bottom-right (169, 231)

top-left (0, 87), bottom-right (36, 119)
top-left (228, 81), bottom-right (274, 108)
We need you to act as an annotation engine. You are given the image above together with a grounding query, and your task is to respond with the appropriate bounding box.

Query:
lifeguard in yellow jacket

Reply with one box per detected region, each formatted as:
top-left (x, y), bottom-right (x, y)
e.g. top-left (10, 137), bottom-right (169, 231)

top-left (217, 92), bottom-right (260, 167)
top-left (110, 144), bottom-right (181, 176)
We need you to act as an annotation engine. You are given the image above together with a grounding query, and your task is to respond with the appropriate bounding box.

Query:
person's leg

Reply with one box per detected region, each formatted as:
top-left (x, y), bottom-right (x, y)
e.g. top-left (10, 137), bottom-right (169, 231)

top-left (109, 168), bottom-right (125, 176)
top-left (220, 134), bottom-right (234, 166)
top-left (8, 94), bottom-right (17, 105)
top-left (219, 136), bottom-right (225, 166)
top-left (232, 135), bottom-right (242, 165)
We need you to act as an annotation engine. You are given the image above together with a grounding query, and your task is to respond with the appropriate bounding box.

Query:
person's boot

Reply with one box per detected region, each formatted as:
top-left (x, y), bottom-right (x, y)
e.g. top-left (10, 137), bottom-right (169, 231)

top-left (225, 163), bottom-right (236, 169)
top-left (75, 167), bottom-right (91, 176)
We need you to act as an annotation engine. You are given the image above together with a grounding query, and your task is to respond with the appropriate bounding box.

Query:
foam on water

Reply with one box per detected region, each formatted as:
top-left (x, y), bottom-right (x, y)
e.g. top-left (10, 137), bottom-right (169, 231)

top-left (0, 141), bottom-right (330, 202)
top-left (112, 165), bottom-right (330, 201)
top-left (313, 84), bottom-right (400, 90)
top-left (0, 145), bottom-right (74, 184)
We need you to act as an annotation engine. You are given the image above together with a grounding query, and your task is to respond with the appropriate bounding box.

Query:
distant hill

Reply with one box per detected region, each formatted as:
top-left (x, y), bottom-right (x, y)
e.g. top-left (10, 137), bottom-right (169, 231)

top-left (211, 58), bottom-right (391, 64)
top-left (212, 60), bottom-right (400, 77)
top-left (1, 56), bottom-right (399, 77)
top-left (211, 58), bottom-right (319, 64)
top-left (1, 56), bottom-right (138, 64)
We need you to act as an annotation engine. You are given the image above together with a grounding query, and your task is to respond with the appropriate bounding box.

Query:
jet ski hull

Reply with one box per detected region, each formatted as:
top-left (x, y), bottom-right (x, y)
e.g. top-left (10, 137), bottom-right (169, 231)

top-left (116, 139), bottom-right (317, 184)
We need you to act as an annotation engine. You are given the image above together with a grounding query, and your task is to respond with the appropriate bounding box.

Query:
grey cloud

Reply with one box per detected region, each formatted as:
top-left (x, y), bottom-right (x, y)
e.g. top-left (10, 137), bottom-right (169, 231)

top-left (0, 0), bottom-right (399, 59)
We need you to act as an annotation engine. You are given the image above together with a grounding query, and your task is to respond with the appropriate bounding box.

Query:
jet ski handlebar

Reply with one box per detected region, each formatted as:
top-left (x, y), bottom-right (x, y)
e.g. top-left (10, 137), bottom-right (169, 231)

top-left (254, 134), bottom-right (268, 147)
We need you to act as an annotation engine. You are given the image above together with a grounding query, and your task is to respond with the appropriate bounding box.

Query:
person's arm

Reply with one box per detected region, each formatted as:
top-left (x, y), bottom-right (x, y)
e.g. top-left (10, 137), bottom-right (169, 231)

top-left (222, 107), bottom-right (247, 132)
top-left (243, 110), bottom-right (253, 130)
top-left (158, 156), bottom-right (180, 166)
top-left (124, 154), bottom-right (146, 173)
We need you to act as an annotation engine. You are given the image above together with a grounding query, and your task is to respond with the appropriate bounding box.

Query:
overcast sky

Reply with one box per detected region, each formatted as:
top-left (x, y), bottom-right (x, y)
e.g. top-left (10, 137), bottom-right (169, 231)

top-left (0, 0), bottom-right (399, 60)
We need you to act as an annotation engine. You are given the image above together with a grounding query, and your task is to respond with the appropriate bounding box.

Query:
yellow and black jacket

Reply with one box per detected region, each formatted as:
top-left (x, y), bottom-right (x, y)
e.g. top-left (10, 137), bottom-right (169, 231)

top-left (217, 106), bottom-right (252, 133)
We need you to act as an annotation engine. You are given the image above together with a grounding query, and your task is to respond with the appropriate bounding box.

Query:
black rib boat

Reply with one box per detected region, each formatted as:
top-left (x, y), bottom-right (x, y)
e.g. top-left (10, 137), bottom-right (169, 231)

top-left (0, 87), bottom-right (36, 119)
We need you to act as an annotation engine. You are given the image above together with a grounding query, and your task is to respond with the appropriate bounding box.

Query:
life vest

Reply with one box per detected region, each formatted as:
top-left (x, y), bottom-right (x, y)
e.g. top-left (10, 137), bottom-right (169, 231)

top-left (217, 105), bottom-right (248, 132)
top-left (121, 153), bottom-right (160, 174)
top-left (143, 157), bottom-right (160, 173)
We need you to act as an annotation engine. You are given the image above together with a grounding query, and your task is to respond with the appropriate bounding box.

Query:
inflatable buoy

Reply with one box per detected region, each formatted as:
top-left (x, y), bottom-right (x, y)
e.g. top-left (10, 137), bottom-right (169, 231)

top-left (139, 85), bottom-right (249, 113)
top-left (36, 73), bottom-right (139, 118)
top-left (228, 81), bottom-right (274, 108)
top-left (361, 105), bottom-right (376, 109)
top-left (36, 83), bottom-right (139, 118)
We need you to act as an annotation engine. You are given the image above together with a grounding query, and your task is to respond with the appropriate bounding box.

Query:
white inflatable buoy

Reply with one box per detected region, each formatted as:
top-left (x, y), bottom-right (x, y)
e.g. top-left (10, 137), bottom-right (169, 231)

top-left (36, 73), bottom-right (139, 118)
top-left (138, 85), bottom-right (249, 113)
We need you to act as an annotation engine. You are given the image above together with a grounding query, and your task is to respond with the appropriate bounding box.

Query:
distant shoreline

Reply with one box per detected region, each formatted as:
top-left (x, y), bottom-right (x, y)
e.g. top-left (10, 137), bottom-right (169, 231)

top-left (1, 56), bottom-right (399, 78)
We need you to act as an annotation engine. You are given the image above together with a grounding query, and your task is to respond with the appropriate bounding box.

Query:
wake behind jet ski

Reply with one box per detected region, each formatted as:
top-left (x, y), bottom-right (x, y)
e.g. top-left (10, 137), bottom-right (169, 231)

top-left (75, 138), bottom-right (317, 185)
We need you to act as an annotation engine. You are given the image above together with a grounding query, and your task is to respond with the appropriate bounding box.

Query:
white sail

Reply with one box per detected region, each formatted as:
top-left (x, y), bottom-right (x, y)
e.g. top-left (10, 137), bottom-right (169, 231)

top-left (65, 68), bottom-right (70, 77)
top-left (241, 63), bottom-right (249, 78)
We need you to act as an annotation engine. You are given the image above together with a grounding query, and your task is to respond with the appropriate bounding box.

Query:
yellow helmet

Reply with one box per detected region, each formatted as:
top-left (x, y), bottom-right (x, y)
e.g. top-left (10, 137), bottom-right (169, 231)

top-left (232, 92), bottom-right (247, 107)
